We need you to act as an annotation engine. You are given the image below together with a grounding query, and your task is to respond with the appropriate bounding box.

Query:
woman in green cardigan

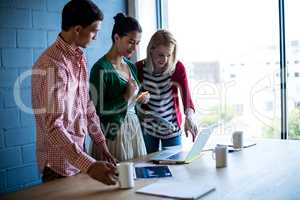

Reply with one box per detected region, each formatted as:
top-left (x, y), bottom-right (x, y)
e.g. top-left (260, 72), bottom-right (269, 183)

top-left (90, 13), bottom-right (149, 161)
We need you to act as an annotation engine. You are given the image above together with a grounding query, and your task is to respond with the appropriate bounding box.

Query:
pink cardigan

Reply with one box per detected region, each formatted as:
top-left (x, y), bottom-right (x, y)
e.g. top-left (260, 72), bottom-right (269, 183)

top-left (136, 60), bottom-right (195, 127)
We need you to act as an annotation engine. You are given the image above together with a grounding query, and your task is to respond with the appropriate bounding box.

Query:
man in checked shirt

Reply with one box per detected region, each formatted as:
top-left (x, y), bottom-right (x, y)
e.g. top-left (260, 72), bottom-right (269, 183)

top-left (32, 0), bottom-right (117, 185)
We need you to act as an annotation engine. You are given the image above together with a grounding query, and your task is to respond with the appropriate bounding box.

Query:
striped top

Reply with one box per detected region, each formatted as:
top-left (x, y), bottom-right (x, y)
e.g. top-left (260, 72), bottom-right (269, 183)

top-left (140, 69), bottom-right (181, 139)
top-left (137, 60), bottom-right (195, 140)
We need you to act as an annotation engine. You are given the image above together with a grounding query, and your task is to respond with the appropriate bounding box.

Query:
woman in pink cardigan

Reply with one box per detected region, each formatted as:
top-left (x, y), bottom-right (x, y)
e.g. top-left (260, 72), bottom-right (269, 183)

top-left (136, 30), bottom-right (198, 153)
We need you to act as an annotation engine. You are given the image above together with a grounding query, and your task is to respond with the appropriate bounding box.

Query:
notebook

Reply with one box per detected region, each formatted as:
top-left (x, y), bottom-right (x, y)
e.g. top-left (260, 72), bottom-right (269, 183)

top-left (135, 166), bottom-right (172, 179)
top-left (150, 124), bottom-right (217, 164)
top-left (136, 180), bottom-right (215, 199)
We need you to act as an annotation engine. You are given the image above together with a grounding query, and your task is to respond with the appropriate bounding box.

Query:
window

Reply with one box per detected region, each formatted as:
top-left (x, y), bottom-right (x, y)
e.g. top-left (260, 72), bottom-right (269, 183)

top-left (286, 0), bottom-right (300, 140)
top-left (162, 0), bottom-right (281, 140)
top-left (129, 0), bottom-right (157, 60)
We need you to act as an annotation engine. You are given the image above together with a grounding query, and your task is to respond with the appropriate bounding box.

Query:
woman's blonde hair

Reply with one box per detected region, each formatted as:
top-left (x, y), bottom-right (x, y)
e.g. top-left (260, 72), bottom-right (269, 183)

top-left (145, 29), bottom-right (177, 75)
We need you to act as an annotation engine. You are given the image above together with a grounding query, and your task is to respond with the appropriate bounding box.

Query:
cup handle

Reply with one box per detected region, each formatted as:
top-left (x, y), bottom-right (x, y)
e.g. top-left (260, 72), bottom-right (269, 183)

top-left (212, 150), bottom-right (216, 160)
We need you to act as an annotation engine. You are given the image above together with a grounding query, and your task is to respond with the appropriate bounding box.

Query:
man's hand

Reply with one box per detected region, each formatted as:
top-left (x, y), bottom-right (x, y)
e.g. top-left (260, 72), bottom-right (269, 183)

top-left (96, 142), bottom-right (117, 166)
top-left (87, 161), bottom-right (118, 185)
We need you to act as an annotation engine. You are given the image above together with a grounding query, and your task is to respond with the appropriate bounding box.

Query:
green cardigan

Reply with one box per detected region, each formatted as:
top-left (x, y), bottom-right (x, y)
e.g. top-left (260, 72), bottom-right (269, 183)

top-left (89, 56), bottom-right (140, 140)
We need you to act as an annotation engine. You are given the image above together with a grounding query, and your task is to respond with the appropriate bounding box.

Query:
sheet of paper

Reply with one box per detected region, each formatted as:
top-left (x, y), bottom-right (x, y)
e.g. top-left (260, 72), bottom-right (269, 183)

top-left (136, 180), bottom-right (215, 200)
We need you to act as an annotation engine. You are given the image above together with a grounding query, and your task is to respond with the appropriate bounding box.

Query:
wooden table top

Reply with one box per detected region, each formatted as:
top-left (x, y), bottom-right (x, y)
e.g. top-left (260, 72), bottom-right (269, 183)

top-left (2, 139), bottom-right (300, 200)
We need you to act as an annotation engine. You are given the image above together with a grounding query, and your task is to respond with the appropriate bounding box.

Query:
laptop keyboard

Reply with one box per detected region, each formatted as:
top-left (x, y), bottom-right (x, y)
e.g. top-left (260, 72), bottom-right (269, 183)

top-left (158, 151), bottom-right (175, 157)
top-left (168, 151), bottom-right (189, 160)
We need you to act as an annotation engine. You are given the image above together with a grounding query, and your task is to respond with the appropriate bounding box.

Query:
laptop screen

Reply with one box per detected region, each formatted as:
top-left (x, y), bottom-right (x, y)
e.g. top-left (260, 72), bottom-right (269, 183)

top-left (185, 127), bottom-right (214, 161)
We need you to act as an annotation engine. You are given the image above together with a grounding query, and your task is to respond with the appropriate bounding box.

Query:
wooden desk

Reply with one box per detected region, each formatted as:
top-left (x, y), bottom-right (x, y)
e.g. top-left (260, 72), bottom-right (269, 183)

top-left (2, 139), bottom-right (300, 200)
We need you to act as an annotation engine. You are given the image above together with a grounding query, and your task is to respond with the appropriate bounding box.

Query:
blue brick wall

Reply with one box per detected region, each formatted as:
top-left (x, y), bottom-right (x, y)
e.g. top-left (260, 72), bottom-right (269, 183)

top-left (0, 89), bottom-right (5, 108)
top-left (0, 9), bottom-right (32, 28)
top-left (22, 144), bottom-right (36, 164)
top-left (0, 69), bottom-right (19, 88)
top-left (0, 29), bottom-right (16, 47)
top-left (0, 148), bottom-right (22, 169)
top-left (0, 0), bottom-right (126, 195)
top-left (0, 170), bottom-right (5, 192)
top-left (2, 48), bottom-right (33, 68)
top-left (0, 129), bottom-right (4, 149)
top-left (17, 30), bottom-right (47, 48)
top-left (6, 164), bottom-right (40, 188)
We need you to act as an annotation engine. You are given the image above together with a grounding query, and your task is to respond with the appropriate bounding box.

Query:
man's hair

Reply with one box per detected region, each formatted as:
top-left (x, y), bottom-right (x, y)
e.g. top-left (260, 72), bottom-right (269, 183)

top-left (62, 0), bottom-right (104, 31)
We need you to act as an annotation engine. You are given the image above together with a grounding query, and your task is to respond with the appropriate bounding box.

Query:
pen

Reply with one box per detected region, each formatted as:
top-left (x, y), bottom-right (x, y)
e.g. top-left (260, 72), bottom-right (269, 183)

top-left (228, 148), bottom-right (241, 153)
top-left (227, 143), bottom-right (256, 148)
top-left (153, 160), bottom-right (184, 164)
top-left (243, 143), bottom-right (256, 148)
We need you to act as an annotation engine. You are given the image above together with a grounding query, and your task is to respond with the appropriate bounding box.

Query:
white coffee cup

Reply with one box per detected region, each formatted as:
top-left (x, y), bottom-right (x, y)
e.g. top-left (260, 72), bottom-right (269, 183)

top-left (212, 144), bottom-right (227, 168)
top-left (117, 162), bottom-right (135, 189)
top-left (232, 131), bottom-right (244, 149)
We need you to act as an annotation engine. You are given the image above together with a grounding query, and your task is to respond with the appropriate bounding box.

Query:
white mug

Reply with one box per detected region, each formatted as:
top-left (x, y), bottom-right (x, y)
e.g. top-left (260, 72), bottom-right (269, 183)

top-left (212, 144), bottom-right (227, 168)
top-left (232, 131), bottom-right (244, 149)
top-left (117, 162), bottom-right (135, 189)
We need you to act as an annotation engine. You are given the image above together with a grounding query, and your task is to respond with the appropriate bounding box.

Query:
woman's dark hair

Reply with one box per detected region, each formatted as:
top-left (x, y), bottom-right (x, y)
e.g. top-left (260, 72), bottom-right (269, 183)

top-left (111, 13), bottom-right (142, 42)
top-left (62, 0), bottom-right (104, 31)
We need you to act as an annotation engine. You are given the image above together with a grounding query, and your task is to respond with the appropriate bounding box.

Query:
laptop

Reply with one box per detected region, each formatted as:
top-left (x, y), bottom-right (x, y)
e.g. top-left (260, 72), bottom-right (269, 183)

top-left (150, 124), bottom-right (216, 164)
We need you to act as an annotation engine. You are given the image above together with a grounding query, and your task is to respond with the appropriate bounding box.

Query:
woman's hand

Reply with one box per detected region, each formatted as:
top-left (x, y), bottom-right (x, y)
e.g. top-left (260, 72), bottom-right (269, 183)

top-left (184, 109), bottom-right (198, 142)
top-left (136, 91), bottom-right (150, 104)
top-left (123, 78), bottom-right (137, 101)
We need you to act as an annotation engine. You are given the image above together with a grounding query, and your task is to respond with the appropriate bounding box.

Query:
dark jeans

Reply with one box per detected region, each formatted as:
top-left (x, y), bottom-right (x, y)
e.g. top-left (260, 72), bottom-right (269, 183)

top-left (143, 134), bottom-right (182, 153)
top-left (42, 167), bottom-right (65, 182)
